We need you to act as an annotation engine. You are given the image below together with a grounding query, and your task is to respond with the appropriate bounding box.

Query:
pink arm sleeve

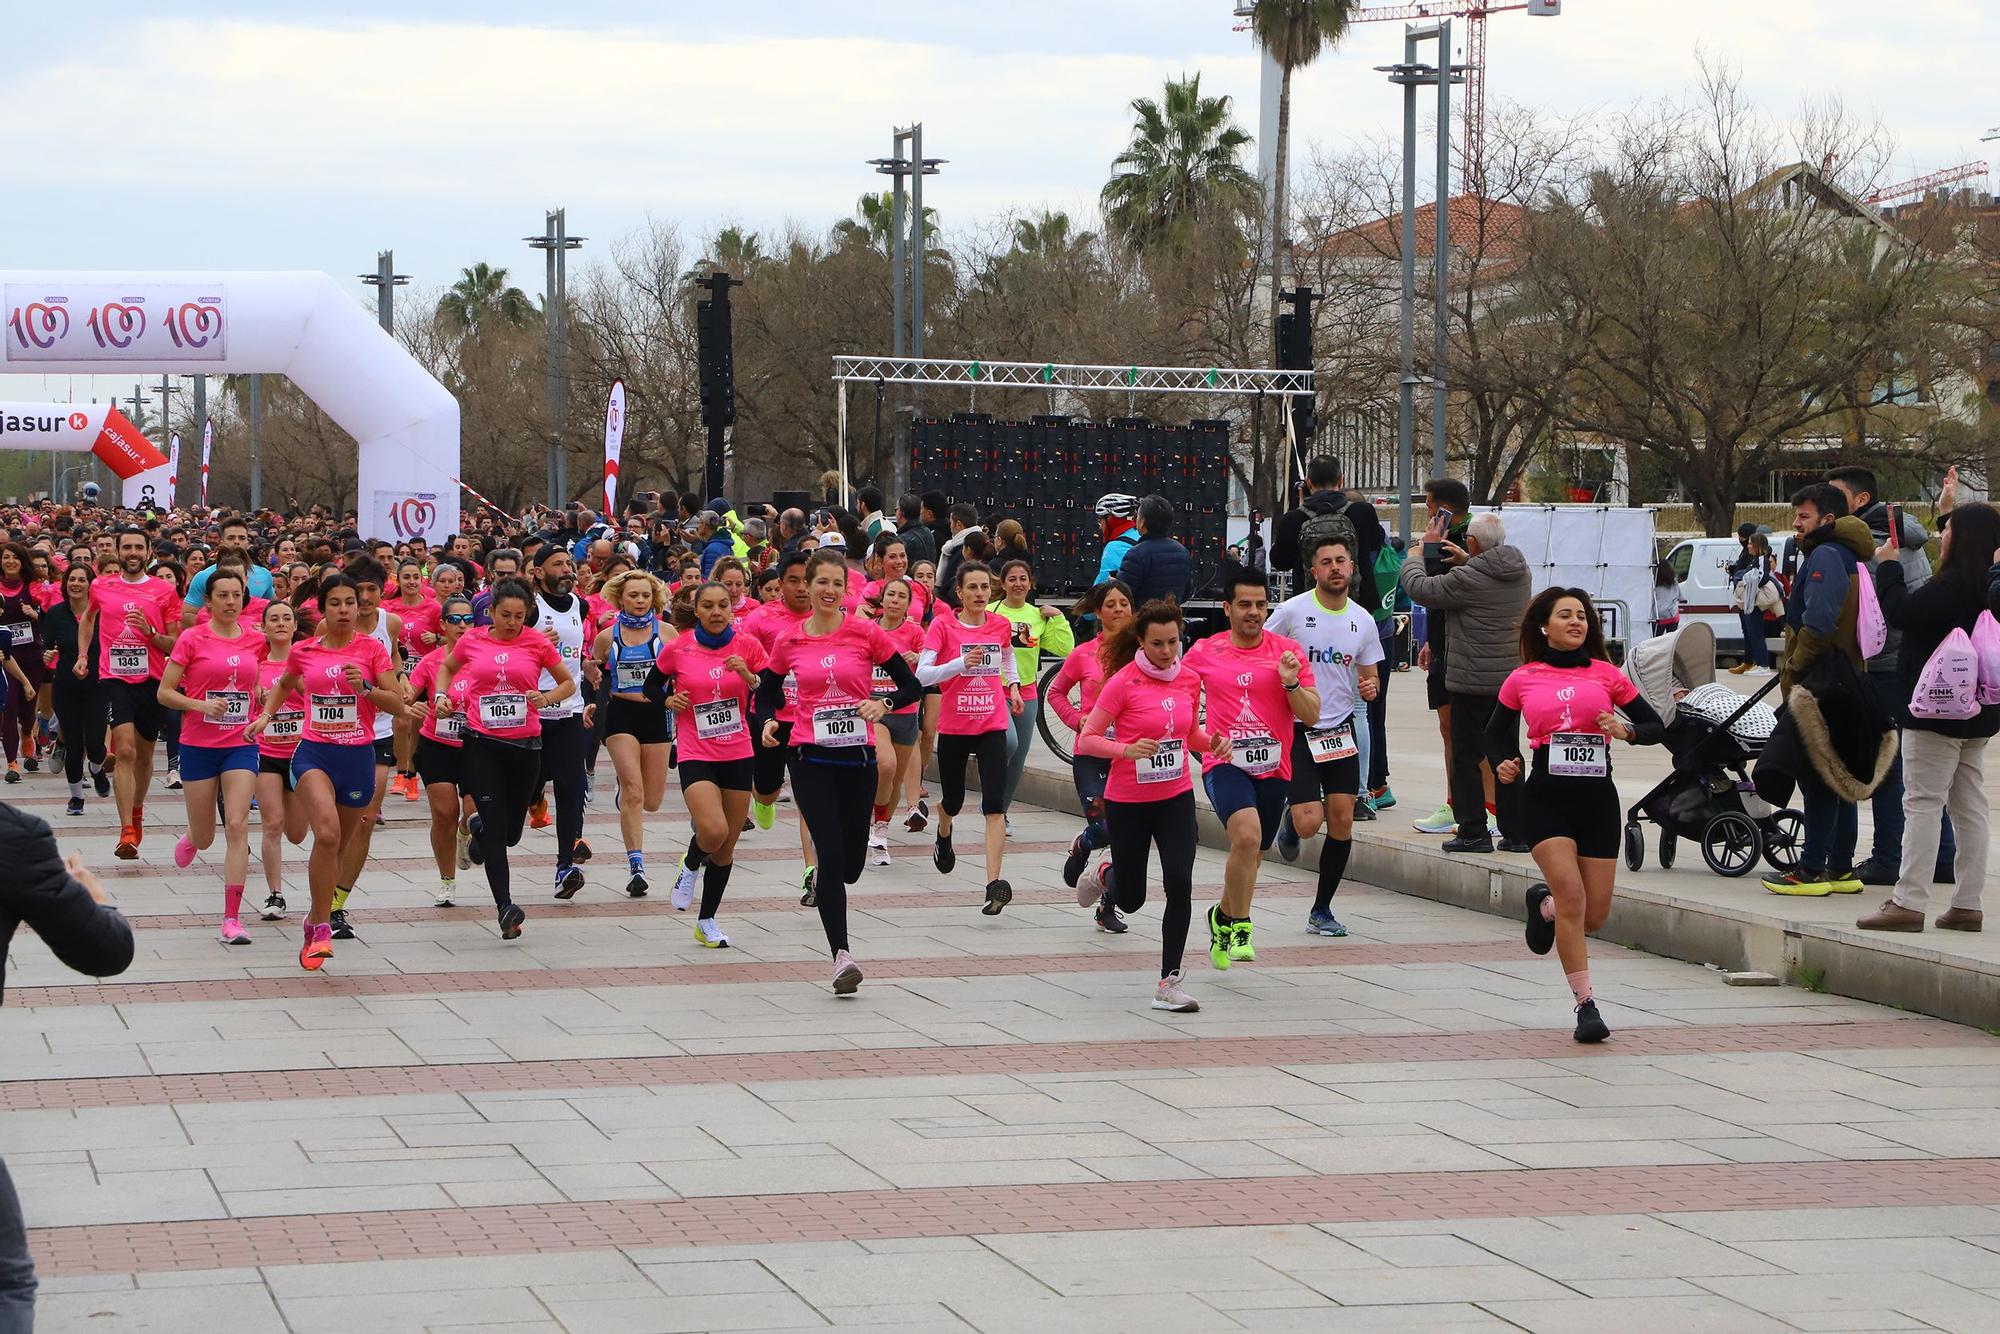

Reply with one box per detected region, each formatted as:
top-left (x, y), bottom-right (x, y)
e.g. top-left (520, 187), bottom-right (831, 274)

top-left (1047, 654), bottom-right (1085, 731)
top-left (1076, 701), bottom-right (1125, 762)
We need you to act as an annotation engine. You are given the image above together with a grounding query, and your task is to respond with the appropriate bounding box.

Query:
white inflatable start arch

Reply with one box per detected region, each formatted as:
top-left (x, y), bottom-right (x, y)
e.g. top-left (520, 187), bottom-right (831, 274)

top-left (0, 272), bottom-right (460, 541)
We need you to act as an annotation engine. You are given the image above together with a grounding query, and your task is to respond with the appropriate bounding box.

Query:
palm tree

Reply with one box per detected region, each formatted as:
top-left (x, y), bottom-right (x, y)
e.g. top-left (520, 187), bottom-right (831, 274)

top-left (436, 262), bottom-right (535, 334)
top-left (832, 193), bottom-right (941, 260)
top-left (1100, 73), bottom-right (1257, 252)
top-left (1249, 1), bottom-right (1358, 317)
top-left (687, 226), bottom-right (770, 282)
top-left (1010, 210), bottom-right (1096, 261)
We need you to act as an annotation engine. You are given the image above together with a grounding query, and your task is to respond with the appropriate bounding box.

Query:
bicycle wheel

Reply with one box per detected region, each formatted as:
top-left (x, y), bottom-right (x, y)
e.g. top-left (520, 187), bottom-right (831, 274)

top-left (1036, 659), bottom-right (1075, 765)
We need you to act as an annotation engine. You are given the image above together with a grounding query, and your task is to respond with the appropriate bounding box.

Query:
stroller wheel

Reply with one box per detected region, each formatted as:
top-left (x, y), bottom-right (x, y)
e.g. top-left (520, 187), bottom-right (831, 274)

top-left (1658, 831), bottom-right (1677, 869)
top-left (1760, 808), bottom-right (1805, 875)
top-left (1623, 822), bottom-right (1644, 873)
top-left (1700, 810), bottom-right (1762, 878)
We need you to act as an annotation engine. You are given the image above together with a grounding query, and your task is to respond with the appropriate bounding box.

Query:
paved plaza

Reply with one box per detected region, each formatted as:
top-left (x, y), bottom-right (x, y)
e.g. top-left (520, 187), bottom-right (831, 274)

top-left (9, 716), bottom-right (2000, 1333)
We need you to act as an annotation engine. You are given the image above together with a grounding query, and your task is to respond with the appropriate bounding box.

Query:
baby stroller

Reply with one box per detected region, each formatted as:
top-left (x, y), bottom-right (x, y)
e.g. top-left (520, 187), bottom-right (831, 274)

top-left (1620, 623), bottom-right (1804, 878)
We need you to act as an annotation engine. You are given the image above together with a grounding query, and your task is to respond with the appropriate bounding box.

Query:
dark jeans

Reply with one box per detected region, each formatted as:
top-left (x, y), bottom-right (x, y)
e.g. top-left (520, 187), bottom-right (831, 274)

top-left (1797, 766), bottom-right (1858, 877)
top-left (1866, 668), bottom-right (1955, 870)
top-left (537, 714), bottom-right (589, 869)
top-left (1071, 756), bottom-right (1111, 851)
top-left (1448, 692), bottom-right (1518, 842)
top-left (0, 1156), bottom-right (36, 1332)
top-left (1367, 621), bottom-right (1395, 791)
top-left (1739, 610), bottom-right (1773, 668)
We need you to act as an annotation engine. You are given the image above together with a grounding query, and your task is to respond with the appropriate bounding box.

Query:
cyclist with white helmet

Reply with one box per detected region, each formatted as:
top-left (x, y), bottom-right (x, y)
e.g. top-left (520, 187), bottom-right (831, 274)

top-left (1093, 494), bottom-right (1141, 586)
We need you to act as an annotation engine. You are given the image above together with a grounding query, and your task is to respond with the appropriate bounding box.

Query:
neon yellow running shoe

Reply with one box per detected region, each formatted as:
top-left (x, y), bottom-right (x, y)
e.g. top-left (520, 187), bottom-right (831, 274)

top-left (693, 919), bottom-right (730, 948)
top-left (1228, 918), bottom-right (1255, 962)
top-left (751, 799), bottom-right (776, 831)
top-left (1207, 905), bottom-right (1232, 971)
top-left (1763, 874), bottom-right (1833, 896)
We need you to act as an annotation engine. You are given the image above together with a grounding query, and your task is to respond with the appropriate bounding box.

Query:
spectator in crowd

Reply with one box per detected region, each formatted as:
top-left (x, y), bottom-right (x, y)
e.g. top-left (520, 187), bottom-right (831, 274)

top-left (1400, 509), bottom-right (1532, 853)
top-left (1650, 559), bottom-right (1681, 637)
top-left (896, 494), bottom-right (935, 567)
top-left (992, 518), bottom-right (1030, 566)
top-left (1271, 457), bottom-right (1384, 610)
top-left (857, 486), bottom-right (894, 542)
top-left (1762, 482), bottom-right (1882, 891)
top-left (0, 797), bottom-right (135, 1324)
top-left (1093, 494), bottom-right (1142, 586)
top-left (1828, 465), bottom-right (1952, 887)
top-left (777, 508), bottom-right (809, 554)
top-left (1730, 532), bottom-right (1777, 673)
top-left (920, 492), bottom-right (951, 559)
top-left (1409, 478), bottom-right (1473, 835)
top-left (1116, 495), bottom-right (1194, 607)
top-left (741, 517), bottom-right (773, 573)
top-left (937, 503), bottom-right (984, 607)
top-left (696, 512), bottom-right (733, 577)
top-left (1855, 502), bottom-right (2000, 931)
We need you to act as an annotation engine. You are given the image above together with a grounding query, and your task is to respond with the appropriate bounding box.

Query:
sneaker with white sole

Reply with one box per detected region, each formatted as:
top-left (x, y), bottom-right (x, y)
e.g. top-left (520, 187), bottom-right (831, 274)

top-left (1412, 803), bottom-right (1456, 834)
top-left (868, 820), bottom-right (891, 866)
top-left (434, 883), bottom-right (456, 908)
top-left (672, 861), bottom-right (699, 911)
top-left (218, 917), bottom-right (251, 946)
top-left (259, 892), bottom-right (287, 920)
top-left (831, 948), bottom-right (862, 995)
top-left (1152, 970), bottom-right (1199, 1013)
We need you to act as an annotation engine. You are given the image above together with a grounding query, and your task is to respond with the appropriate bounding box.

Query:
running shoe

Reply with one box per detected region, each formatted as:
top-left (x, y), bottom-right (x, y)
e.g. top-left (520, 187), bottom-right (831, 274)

top-left (933, 832), bottom-right (955, 874)
top-left (92, 767), bottom-right (111, 798)
top-left (573, 838), bottom-right (593, 864)
top-left (1412, 803), bottom-right (1456, 834)
top-left (1573, 999), bottom-right (1610, 1044)
top-left (1275, 813), bottom-right (1301, 862)
top-left (1152, 970), bottom-right (1199, 1013)
top-left (1063, 832), bottom-right (1091, 891)
top-left (694, 918), bottom-right (730, 949)
top-left (751, 799), bottom-right (776, 831)
top-left (499, 903), bottom-right (525, 940)
top-left (1353, 795), bottom-right (1377, 822)
top-left (529, 797), bottom-right (552, 829)
top-left (22, 755), bottom-right (36, 774)
top-left (1207, 905), bottom-right (1232, 971)
top-left (114, 826), bottom-right (139, 859)
top-left (329, 909), bottom-right (354, 940)
top-left (64, 795), bottom-right (84, 817)
top-left (555, 865), bottom-right (586, 899)
top-left (1370, 785), bottom-right (1396, 810)
top-left (165, 761), bottom-right (182, 791)
top-left (173, 834), bottom-right (196, 869)
top-left (672, 862), bottom-right (698, 911)
top-left (1306, 908), bottom-right (1347, 938)
top-left (903, 803), bottom-right (928, 832)
top-left (403, 773), bottom-right (421, 801)
top-left (799, 867), bottom-right (817, 907)
top-left (1094, 896), bottom-right (1127, 934)
top-left (1825, 869), bottom-right (1863, 895)
top-left (1762, 873), bottom-right (1834, 896)
top-left (260, 892), bottom-right (287, 920)
top-left (131, 805), bottom-right (145, 838)
top-left (582, 773), bottom-right (595, 807)
top-left (625, 872), bottom-right (649, 899)
top-left (1004, 817), bottom-right (1015, 839)
top-left (1524, 883), bottom-right (1555, 956)
top-left (4, 762), bottom-right (18, 784)
top-left (982, 879), bottom-right (1012, 915)
top-left (434, 883), bottom-right (456, 908)
top-left (1094, 858), bottom-right (1116, 899)
top-left (870, 826), bottom-right (892, 868)
top-left (455, 824), bottom-right (471, 871)
top-left (868, 819), bottom-right (889, 851)
top-left (465, 817), bottom-right (485, 867)
top-left (300, 922), bottom-right (332, 970)
top-left (1228, 919), bottom-right (1255, 963)
top-left (218, 917), bottom-right (251, 946)
top-left (831, 948), bottom-right (863, 995)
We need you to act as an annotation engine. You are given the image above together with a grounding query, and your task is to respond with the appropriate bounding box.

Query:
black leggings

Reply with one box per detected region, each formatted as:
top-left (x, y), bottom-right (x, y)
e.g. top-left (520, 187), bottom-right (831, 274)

top-left (1, 662), bottom-right (37, 763)
top-left (53, 674), bottom-right (106, 784)
top-left (1105, 790), bottom-right (1197, 979)
top-left (789, 752), bottom-right (876, 956)
top-left (461, 731), bottom-right (543, 908)
top-left (538, 714), bottom-right (589, 865)
top-left (938, 729), bottom-right (1009, 818)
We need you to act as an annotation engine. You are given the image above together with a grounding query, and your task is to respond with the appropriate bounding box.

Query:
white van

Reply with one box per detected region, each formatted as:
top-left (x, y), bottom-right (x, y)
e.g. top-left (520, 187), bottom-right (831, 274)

top-left (1663, 535), bottom-right (1795, 661)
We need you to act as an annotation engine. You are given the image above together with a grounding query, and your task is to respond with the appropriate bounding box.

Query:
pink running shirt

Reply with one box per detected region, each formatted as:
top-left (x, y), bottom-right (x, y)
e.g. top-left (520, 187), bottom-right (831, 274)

top-left (1084, 660), bottom-right (1205, 802)
top-left (408, 645), bottom-right (471, 748)
top-left (447, 627), bottom-right (564, 741)
top-left (288, 633), bottom-right (396, 745)
top-left (88, 573), bottom-right (180, 681)
top-left (256, 657), bottom-right (306, 760)
top-left (871, 617), bottom-right (924, 715)
top-left (1182, 631), bottom-right (1305, 781)
top-left (1498, 658), bottom-right (1638, 751)
top-left (765, 617), bottom-right (899, 750)
top-left (167, 622), bottom-right (267, 748)
top-left (923, 611), bottom-right (1014, 736)
top-left (655, 632), bottom-right (769, 762)
top-left (1047, 643), bottom-right (1108, 733)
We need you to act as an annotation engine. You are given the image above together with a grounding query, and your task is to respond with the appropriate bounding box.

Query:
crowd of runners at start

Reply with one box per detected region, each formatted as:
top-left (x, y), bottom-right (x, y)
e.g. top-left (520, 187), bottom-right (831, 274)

top-left (0, 492), bottom-right (1673, 1044)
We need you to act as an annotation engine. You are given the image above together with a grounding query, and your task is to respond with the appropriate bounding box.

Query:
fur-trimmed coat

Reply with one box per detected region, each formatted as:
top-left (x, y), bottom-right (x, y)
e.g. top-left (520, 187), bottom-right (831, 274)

top-left (1753, 649), bottom-right (1897, 807)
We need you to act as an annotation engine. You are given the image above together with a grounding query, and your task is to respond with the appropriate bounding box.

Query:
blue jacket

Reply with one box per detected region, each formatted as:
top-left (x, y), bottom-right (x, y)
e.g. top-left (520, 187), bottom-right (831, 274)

top-left (699, 533), bottom-right (733, 577)
top-left (1117, 535), bottom-right (1193, 606)
top-left (1094, 531), bottom-right (1139, 586)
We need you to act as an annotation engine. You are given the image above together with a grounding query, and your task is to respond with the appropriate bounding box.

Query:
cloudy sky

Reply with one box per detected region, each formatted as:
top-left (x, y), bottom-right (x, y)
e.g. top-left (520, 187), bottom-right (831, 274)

top-left (0, 0), bottom-right (1991, 383)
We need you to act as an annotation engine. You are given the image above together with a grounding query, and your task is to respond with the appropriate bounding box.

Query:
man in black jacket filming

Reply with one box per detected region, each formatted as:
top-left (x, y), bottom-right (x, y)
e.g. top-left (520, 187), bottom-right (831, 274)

top-left (0, 801), bottom-right (134, 1329)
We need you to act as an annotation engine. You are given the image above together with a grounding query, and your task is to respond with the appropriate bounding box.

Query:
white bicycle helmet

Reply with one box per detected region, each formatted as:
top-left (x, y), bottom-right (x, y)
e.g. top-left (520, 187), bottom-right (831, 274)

top-left (1094, 493), bottom-right (1139, 519)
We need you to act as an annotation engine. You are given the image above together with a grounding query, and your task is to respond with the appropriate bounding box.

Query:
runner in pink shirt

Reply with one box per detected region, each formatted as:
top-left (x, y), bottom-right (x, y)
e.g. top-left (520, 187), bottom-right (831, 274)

top-left (391, 558), bottom-right (443, 803)
top-left (651, 581), bottom-right (768, 946)
top-left (916, 561), bottom-right (1022, 914)
top-left (251, 600), bottom-right (309, 925)
top-left (246, 573), bottom-right (405, 971)
top-left (1181, 569), bottom-right (1319, 972)
top-left (738, 550), bottom-right (815, 886)
top-left (75, 528), bottom-right (182, 859)
top-left (865, 578), bottom-right (924, 864)
top-left (433, 579), bottom-right (576, 942)
top-left (1048, 580), bottom-right (1133, 920)
top-left (756, 551), bottom-right (921, 994)
top-left (1076, 599), bottom-right (1219, 1015)
top-left (157, 568), bottom-right (268, 947)
top-left (405, 594), bottom-right (478, 910)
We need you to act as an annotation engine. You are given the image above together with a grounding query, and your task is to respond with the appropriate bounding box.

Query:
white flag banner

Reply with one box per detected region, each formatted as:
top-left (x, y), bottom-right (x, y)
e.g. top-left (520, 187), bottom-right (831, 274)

top-left (168, 432), bottom-right (179, 507)
top-left (200, 420), bottom-right (212, 506)
top-left (602, 378), bottom-right (625, 519)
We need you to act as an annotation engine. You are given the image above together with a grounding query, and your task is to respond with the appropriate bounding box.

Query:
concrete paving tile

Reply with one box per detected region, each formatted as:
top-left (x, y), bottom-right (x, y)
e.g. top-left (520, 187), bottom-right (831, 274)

top-left (646, 1153), bottom-right (891, 1197)
top-left (634, 1260), bottom-right (789, 1295)
top-left (940, 1293), bottom-right (1249, 1333)
top-left (1732, 1237), bottom-right (2000, 1283)
top-left (762, 1249), bottom-right (1054, 1307)
top-left (1224, 1304), bottom-right (1516, 1331)
top-left (17, 1164), bottom-right (226, 1227)
top-left (1478, 1295), bottom-right (1790, 1333)
top-left (275, 1286), bottom-right (552, 1334)
top-left (1449, 1216), bottom-right (1783, 1280)
top-left (1666, 1206), bottom-right (2000, 1243)
top-left (1694, 1272), bottom-right (2000, 1317)
top-left (36, 1283), bottom-right (291, 1333)
top-left (264, 1251), bottom-right (648, 1297)
top-left (1300, 1263), bottom-right (1575, 1305)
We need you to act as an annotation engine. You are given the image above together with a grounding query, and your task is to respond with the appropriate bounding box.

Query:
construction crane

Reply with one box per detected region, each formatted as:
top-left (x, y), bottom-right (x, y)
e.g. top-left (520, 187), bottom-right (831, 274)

top-left (1861, 160), bottom-right (1989, 207)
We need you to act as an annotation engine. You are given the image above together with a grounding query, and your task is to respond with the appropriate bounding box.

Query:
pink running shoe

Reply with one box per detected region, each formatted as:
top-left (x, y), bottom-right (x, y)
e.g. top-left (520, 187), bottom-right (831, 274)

top-left (173, 834), bottom-right (196, 869)
top-left (218, 918), bottom-right (251, 946)
top-left (831, 949), bottom-right (863, 996)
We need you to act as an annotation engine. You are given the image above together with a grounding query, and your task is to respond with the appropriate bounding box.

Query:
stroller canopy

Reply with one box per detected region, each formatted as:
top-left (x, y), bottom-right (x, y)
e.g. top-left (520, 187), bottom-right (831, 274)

top-left (1624, 621), bottom-right (1717, 729)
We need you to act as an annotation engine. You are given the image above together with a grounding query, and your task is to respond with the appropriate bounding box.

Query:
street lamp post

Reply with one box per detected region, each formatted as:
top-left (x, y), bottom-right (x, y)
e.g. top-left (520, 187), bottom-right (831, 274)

top-left (868, 130), bottom-right (944, 496)
top-left (358, 249), bottom-right (410, 334)
top-left (526, 210), bottom-right (586, 509)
